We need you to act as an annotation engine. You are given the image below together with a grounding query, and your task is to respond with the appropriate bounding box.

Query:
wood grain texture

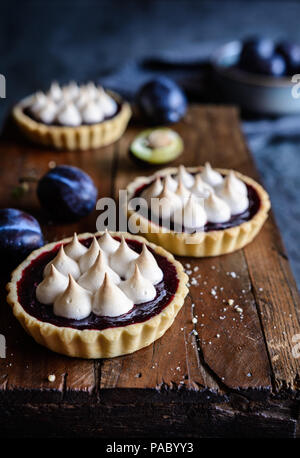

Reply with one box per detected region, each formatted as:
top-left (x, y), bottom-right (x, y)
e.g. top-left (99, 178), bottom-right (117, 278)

top-left (0, 107), bottom-right (299, 438)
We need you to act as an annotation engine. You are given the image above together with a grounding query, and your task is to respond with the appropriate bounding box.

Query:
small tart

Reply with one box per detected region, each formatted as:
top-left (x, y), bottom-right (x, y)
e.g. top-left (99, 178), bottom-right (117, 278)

top-left (125, 165), bottom-right (271, 257)
top-left (13, 86), bottom-right (131, 151)
top-left (7, 231), bottom-right (188, 359)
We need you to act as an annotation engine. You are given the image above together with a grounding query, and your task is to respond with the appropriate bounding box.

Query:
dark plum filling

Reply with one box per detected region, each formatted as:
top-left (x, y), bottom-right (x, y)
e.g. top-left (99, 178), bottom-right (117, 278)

top-left (17, 237), bottom-right (178, 331)
top-left (23, 103), bottom-right (121, 126)
top-left (133, 175), bottom-right (261, 232)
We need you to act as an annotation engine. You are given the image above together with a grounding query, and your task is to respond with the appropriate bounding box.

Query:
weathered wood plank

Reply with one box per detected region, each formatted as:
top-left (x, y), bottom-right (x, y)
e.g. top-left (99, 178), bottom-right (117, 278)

top-left (228, 114), bottom-right (300, 391)
top-left (187, 107), bottom-right (272, 391)
top-left (244, 216), bottom-right (300, 391)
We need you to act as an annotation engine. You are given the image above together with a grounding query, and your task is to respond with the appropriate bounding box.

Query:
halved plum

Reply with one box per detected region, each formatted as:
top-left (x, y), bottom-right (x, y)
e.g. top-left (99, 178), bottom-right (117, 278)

top-left (130, 128), bottom-right (183, 165)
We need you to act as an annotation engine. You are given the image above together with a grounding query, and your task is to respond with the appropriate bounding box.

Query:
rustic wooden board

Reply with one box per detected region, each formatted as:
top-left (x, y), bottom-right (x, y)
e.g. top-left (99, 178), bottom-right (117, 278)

top-left (0, 106), bottom-right (299, 437)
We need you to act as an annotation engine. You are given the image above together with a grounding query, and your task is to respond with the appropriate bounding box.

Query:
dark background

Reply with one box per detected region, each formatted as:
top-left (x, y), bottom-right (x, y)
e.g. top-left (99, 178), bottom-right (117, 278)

top-left (3, 0), bottom-right (300, 107)
top-left (0, 0), bottom-right (300, 287)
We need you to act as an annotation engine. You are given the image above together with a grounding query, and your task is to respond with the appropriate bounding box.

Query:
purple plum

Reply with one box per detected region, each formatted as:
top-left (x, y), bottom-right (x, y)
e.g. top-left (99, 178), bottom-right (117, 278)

top-left (136, 77), bottom-right (187, 125)
top-left (0, 208), bottom-right (44, 268)
top-left (37, 165), bottom-right (98, 222)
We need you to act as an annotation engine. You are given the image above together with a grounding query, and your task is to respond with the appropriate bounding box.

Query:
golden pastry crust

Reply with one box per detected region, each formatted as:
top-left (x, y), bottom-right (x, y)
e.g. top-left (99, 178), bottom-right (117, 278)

top-left (13, 91), bottom-right (131, 151)
top-left (6, 232), bottom-right (188, 359)
top-left (126, 166), bottom-right (271, 257)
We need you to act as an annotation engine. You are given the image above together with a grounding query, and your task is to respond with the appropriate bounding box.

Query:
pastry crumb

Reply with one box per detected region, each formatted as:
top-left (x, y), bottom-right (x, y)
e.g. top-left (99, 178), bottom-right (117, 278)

top-left (48, 161), bottom-right (56, 169)
top-left (227, 271), bottom-right (237, 278)
top-left (235, 305), bottom-right (243, 313)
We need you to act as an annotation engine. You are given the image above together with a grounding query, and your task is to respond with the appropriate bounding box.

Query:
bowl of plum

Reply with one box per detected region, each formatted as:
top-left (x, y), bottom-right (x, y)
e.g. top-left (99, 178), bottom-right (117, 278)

top-left (211, 37), bottom-right (300, 115)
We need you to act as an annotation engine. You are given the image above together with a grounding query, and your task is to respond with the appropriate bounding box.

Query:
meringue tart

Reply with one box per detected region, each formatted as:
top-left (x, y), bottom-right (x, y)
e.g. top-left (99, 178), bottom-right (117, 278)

top-left (6, 231), bottom-right (188, 359)
top-left (125, 164), bottom-right (271, 257)
top-left (13, 81), bottom-right (132, 151)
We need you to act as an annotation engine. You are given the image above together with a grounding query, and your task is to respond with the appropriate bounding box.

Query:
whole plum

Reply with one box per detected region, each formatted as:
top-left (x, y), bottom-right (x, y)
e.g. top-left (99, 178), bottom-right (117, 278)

top-left (136, 77), bottom-right (187, 124)
top-left (239, 37), bottom-right (275, 73)
top-left (37, 165), bottom-right (98, 222)
top-left (0, 208), bottom-right (44, 269)
top-left (253, 53), bottom-right (286, 77)
top-left (276, 41), bottom-right (300, 74)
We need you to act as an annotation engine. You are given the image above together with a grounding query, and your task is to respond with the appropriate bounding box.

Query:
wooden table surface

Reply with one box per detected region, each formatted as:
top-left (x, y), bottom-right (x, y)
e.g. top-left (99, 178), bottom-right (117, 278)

top-left (0, 105), bottom-right (299, 438)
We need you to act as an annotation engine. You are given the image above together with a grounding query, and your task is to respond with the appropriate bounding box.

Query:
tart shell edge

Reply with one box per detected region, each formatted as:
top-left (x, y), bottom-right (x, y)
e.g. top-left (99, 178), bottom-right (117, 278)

top-left (6, 231), bottom-right (188, 359)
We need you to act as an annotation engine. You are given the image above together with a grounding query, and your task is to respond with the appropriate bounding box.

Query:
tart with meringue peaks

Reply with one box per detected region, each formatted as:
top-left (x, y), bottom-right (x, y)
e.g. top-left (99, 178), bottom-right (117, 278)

top-left (13, 81), bottom-right (131, 150)
top-left (6, 231), bottom-right (188, 358)
top-left (126, 163), bottom-right (271, 257)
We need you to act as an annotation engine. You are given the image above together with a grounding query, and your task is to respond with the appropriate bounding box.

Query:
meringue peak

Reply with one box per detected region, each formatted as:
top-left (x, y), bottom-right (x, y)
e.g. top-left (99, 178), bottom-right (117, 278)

top-left (191, 174), bottom-right (214, 197)
top-left (174, 194), bottom-right (207, 230)
top-left (81, 99), bottom-right (104, 124)
top-left (160, 179), bottom-right (178, 200)
top-left (36, 264), bottom-right (68, 305)
top-left (30, 91), bottom-right (48, 115)
top-left (127, 244), bottom-right (163, 285)
top-left (79, 236), bottom-right (100, 273)
top-left (152, 180), bottom-right (182, 219)
top-left (92, 273), bottom-right (133, 317)
top-left (64, 233), bottom-right (88, 260)
top-left (38, 98), bottom-right (57, 124)
top-left (48, 81), bottom-right (62, 101)
top-left (110, 236), bottom-right (139, 278)
top-left (177, 165), bottom-right (195, 188)
top-left (164, 174), bottom-right (178, 192)
top-left (57, 102), bottom-right (81, 127)
top-left (96, 88), bottom-right (117, 117)
top-left (120, 265), bottom-right (156, 304)
top-left (201, 162), bottom-right (223, 187)
top-left (218, 175), bottom-right (249, 215)
top-left (205, 192), bottom-right (231, 223)
top-left (44, 245), bottom-right (81, 279)
top-left (53, 274), bottom-right (92, 320)
top-left (98, 230), bottom-right (120, 256)
top-left (227, 170), bottom-right (248, 196)
top-left (175, 177), bottom-right (190, 202)
top-left (142, 177), bottom-right (163, 202)
top-left (78, 251), bottom-right (120, 293)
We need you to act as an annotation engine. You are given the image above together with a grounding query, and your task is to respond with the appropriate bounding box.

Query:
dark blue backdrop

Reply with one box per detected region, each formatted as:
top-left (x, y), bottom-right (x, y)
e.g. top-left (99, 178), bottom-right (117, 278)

top-left (1, 0), bottom-right (299, 288)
